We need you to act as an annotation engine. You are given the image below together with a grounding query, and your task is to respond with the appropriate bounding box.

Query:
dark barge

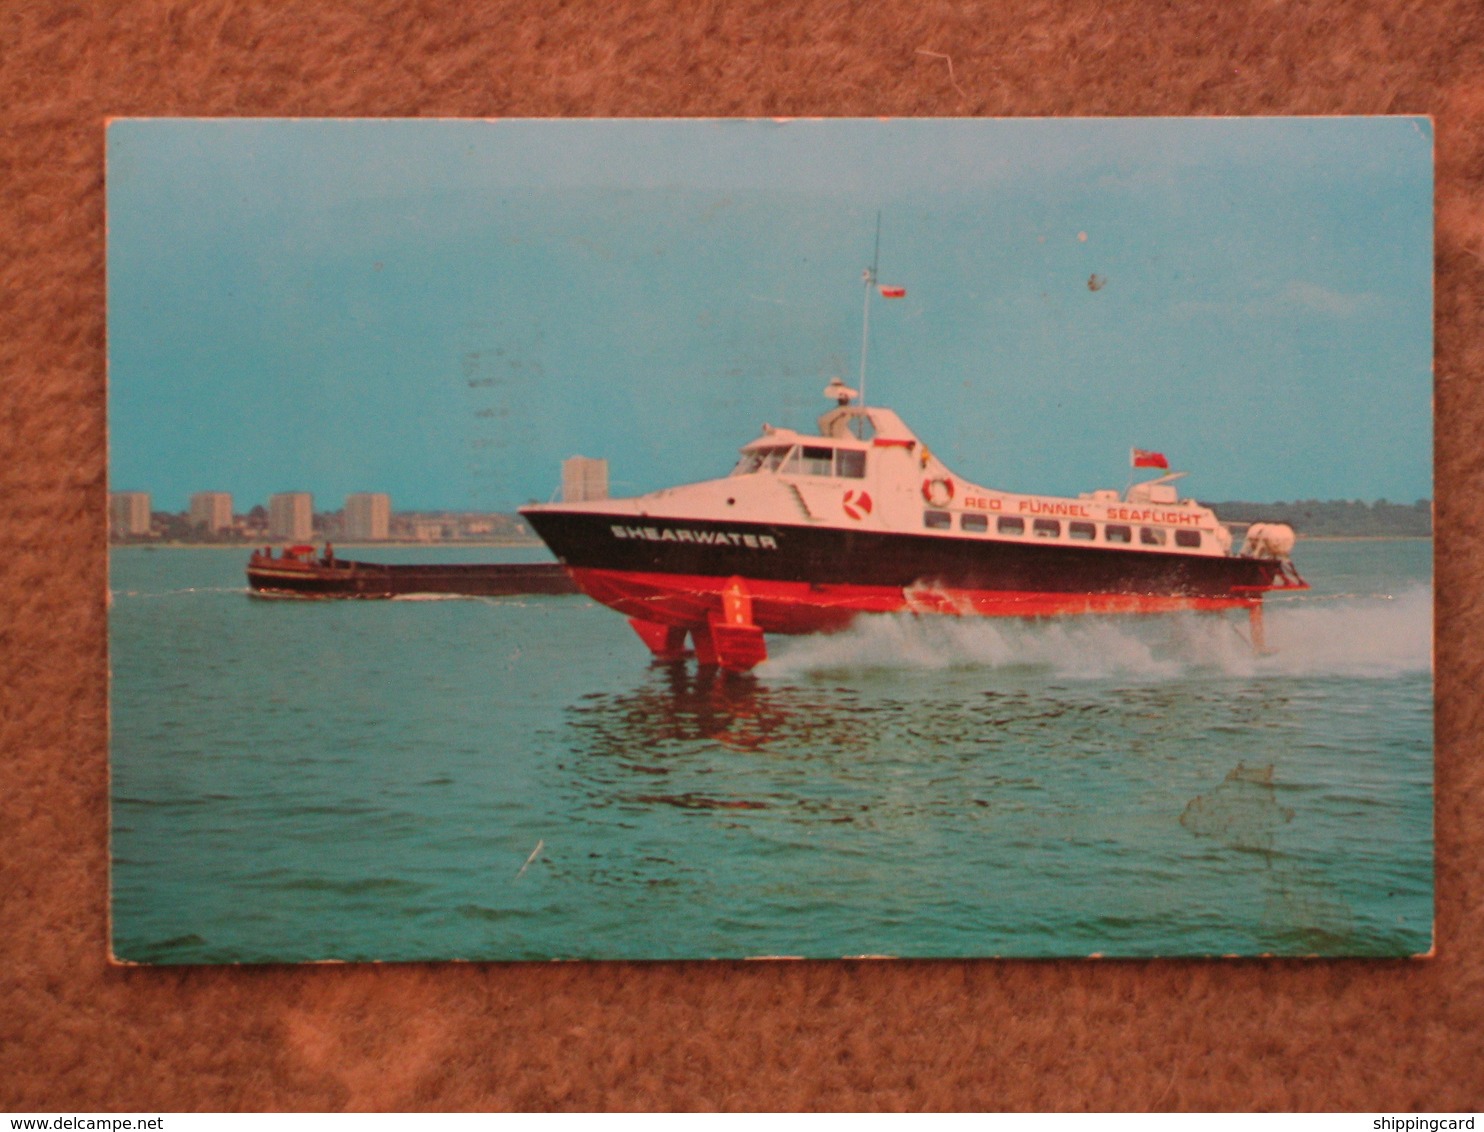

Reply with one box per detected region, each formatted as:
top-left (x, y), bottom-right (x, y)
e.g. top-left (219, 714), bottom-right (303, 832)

top-left (246, 544), bottom-right (578, 599)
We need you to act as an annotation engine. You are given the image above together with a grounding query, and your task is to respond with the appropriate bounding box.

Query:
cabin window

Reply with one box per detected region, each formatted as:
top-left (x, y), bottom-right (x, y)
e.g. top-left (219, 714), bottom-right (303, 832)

top-left (961, 513), bottom-right (989, 533)
top-left (1105, 524), bottom-right (1132, 544)
top-left (998, 516), bottom-right (1025, 536)
top-left (1033, 519), bottom-right (1061, 538)
top-left (836, 449), bottom-right (867, 479)
top-left (1140, 526), bottom-right (1167, 546)
top-left (923, 510), bottom-right (953, 530)
top-left (1174, 529), bottom-right (1203, 549)
top-left (1068, 521), bottom-right (1096, 541)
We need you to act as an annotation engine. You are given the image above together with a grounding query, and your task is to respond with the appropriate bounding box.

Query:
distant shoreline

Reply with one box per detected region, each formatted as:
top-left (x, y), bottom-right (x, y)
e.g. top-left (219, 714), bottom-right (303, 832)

top-left (1297, 535), bottom-right (1432, 542)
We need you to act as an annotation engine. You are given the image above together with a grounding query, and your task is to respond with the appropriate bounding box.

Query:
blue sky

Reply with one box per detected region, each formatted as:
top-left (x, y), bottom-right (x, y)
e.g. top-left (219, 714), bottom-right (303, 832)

top-left (107, 118), bottom-right (1433, 512)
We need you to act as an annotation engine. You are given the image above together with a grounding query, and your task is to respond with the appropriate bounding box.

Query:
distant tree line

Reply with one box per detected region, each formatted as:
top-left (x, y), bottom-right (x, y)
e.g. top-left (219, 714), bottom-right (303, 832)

top-left (1200, 498), bottom-right (1432, 537)
top-left (149, 511), bottom-right (252, 543)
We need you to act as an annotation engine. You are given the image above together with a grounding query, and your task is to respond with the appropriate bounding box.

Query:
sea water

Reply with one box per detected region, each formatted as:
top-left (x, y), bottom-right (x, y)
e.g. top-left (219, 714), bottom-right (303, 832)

top-left (109, 540), bottom-right (1433, 962)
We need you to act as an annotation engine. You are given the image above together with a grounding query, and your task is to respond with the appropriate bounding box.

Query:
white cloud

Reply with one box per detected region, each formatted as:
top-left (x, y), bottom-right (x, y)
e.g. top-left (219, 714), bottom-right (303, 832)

top-left (1269, 280), bottom-right (1378, 318)
top-left (1171, 282), bottom-right (1382, 322)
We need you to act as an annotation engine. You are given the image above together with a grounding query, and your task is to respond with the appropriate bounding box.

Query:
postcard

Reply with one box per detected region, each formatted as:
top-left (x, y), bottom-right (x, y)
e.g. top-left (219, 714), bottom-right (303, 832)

top-left (107, 118), bottom-right (1433, 962)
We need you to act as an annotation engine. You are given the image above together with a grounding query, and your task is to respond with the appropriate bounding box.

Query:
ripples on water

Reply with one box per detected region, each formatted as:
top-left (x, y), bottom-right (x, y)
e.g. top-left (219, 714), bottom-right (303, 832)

top-left (109, 542), bottom-right (1433, 963)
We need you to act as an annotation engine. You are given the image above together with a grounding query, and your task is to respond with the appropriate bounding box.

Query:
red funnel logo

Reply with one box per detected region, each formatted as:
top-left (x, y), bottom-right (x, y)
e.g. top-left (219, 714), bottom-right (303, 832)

top-left (842, 490), bottom-right (873, 520)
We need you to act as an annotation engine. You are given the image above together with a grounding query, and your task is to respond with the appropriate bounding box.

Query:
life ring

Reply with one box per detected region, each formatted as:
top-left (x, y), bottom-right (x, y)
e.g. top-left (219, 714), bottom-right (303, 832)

top-left (921, 477), bottom-right (954, 508)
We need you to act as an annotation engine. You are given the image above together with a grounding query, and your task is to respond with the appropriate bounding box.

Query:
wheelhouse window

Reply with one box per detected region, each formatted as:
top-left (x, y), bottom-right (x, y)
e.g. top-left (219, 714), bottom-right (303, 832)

top-left (1105, 524), bottom-right (1132, 544)
top-left (1068, 521), bottom-right (1096, 541)
top-left (731, 445), bottom-right (793, 475)
top-left (961, 513), bottom-right (989, 533)
top-left (1174, 529), bottom-right (1203, 549)
top-left (836, 448), bottom-right (867, 479)
top-left (998, 516), bottom-right (1025, 536)
top-left (731, 450), bottom-right (763, 475)
top-left (1033, 519), bottom-right (1061, 538)
top-left (747, 443), bottom-right (866, 478)
top-left (786, 445), bottom-right (835, 476)
top-left (923, 510), bottom-right (953, 530)
top-left (1140, 526), bottom-right (1167, 546)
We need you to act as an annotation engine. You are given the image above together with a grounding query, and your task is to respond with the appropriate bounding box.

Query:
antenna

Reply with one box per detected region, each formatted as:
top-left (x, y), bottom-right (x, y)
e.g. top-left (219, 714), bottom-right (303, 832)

top-left (858, 211), bottom-right (881, 407)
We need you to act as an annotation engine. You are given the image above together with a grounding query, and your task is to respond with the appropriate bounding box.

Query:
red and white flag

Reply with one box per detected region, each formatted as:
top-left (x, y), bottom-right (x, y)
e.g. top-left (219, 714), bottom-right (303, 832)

top-left (1131, 448), bottom-right (1169, 469)
top-left (878, 285), bottom-right (907, 299)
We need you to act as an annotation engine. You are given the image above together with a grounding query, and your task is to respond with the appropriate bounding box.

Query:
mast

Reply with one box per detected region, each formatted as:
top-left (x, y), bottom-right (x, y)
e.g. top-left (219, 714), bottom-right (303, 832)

top-left (858, 211), bottom-right (881, 407)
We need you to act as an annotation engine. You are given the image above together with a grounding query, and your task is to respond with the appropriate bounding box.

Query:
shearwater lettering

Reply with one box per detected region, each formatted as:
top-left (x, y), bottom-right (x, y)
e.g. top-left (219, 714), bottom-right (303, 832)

top-left (612, 525), bottom-right (779, 549)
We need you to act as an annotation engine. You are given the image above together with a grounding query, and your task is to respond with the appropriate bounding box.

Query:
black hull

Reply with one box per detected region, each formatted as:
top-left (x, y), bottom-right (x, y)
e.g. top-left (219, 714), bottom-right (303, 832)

top-left (520, 511), bottom-right (1282, 599)
top-left (247, 558), bottom-right (578, 599)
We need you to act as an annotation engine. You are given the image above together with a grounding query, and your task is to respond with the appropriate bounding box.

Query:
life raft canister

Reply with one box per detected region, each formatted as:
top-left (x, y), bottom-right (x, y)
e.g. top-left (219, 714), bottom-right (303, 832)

top-left (921, 477), bottom-right (954, 508)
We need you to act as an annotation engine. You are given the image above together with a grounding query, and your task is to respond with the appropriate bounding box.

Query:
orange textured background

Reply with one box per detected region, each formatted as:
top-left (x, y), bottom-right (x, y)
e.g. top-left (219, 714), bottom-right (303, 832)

top-left (3, 0), bottom-right (1483, 1112)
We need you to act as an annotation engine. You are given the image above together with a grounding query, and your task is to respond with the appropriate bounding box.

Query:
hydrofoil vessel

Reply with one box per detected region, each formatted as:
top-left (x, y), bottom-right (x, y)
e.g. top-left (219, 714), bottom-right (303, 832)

top-left (521, 382), bottom-right (1306, 671)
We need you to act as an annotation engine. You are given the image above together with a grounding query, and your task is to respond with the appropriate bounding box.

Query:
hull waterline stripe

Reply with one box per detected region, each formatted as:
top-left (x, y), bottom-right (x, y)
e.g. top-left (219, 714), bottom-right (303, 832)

top-left (567, 567), bottom-right (1263, 635)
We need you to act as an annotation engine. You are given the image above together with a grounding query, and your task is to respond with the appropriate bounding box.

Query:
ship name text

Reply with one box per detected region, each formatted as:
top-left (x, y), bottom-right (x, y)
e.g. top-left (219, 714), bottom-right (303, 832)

top-left (961, 496), bottom-right (1004, 512)
top-left (1103, 507), bottom-right (1204, 526)
top-left (962, 496), bottom-right (1205, 527)
top-left (611, 525), bottom-right (779, 549)
top-left (1016, 499), bottom-right (1091, 518)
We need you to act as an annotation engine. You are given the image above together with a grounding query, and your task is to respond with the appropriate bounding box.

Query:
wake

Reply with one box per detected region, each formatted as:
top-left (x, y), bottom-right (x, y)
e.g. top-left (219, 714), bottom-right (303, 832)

top-left (110, 586), bottom-right (249, 599)
top-left (762, 585), bottom-right (1432, 681)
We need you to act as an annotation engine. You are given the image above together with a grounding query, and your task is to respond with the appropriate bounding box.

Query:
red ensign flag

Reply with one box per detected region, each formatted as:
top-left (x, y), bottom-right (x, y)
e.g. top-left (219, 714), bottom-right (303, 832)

top-left (1131, 448), bottom-right (1169, 469)
top-left (878, 285), bottom-right (906, 298)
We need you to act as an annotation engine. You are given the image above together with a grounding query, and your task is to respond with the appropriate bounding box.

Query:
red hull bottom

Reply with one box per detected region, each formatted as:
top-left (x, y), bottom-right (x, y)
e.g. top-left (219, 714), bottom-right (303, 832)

top-left (569, 567), bottom-right (1266, 671)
